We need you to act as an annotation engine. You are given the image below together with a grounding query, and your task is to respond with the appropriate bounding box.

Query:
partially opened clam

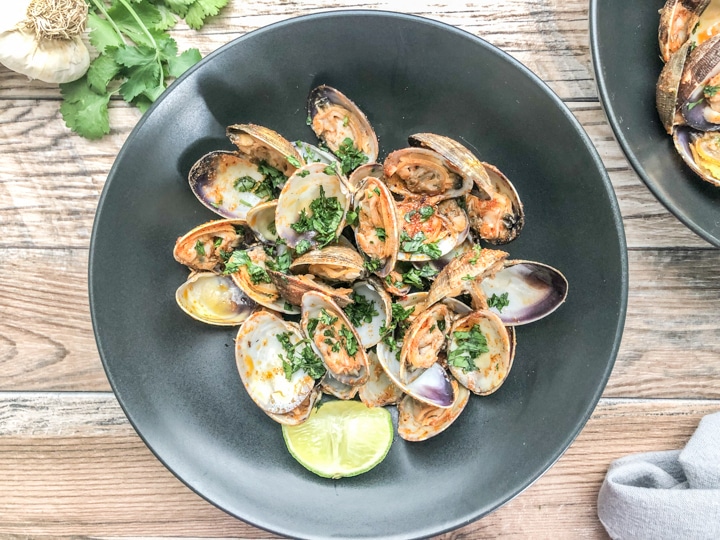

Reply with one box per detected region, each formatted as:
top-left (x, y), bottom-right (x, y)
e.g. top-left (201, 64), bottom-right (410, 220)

top-left (659, 0), bottom-right (710, 62)
top-left (358, 350), bottom-right (404, 408)
top-left (353, 176), bottom-right (400, 276)
top-left (246, 200), bottom-right (279, 244)
top-left (175, 272), bottom-right (256, 326)
top-left (173, 219), bottom-right (245, 272)
top-left (227, 123), bottom-right (304, 177)
top-left (341, 278), bottom-right (392, 348)
top-left (398, 379), bottom-right (470, 442)
top-left (290, 244), bottom-right (365, 282)
top-left (235, 311), bottom-right (316, 414)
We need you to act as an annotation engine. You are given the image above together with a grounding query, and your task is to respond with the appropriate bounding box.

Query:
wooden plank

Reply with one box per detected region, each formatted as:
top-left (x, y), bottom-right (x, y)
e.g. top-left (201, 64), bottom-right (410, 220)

top-left (0, 393), bottom-right (715, 537)
top-left (2, 248), bottom-right (720, 396)
top-left (0, 0), bottom-right (594, 101)
top-left (0, 100), bottom-right (709, 249)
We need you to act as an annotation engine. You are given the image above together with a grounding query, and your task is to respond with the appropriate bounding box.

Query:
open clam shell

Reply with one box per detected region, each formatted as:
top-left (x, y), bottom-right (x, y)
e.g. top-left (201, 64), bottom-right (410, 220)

top-left (308, 85), bottom-right (378, 169)
top-left (657, 42), bottom-right (691, 134)
top-left (358, 350), bottom-right (404, 408)
top-left (235, 311), bottom-right (316, 414)
top-left (396, 198), bottom-right (465, 262)
top-left (397, 379), bottom-right (470, 442)
top-left (268, 270), bottom-right (353, 308)
top-left (384, 147), bottom-right (471, 202)
top-left (245, 200), bottom-right (279, 244)
top-left (673, 126), bottom-right (720, 185)
top-left (265, 387), bottom-right (322, 426)
top-left (341, 278), bottom-right (392, 348)
top-left (292, 140), bottom-right (339, 166)
top-left (188, 151), bottom-right (273, 220)
top-left (677, 33), bottom-right (720, 131)
top-left (447, 310), bottom-right (513, 396)
top-left (275, 163), bottom-right (351, 252)
top-left (227, 123), bottom-right (303, 177)
top-left (300, 291), bottom-right (369, 386)
top-left (319, 372), bottom-right (359, 400)
top-left (175, 272), bottom-right (256, 326)
top-left (376, 339), bottom-right (454, 408)
top-left (480, 260), bottom-right (568, 326)
top-left (353, 176), bottom-right (400, 276)
top-left (228, 246), bottom-right (300, 314)
top-left (289, 244), bottom-right (366, 282)
top-left (399, 303), bottom-right (450, 385)
top-left (659, 0), bottom-right (710, 62)
top-left (173, 219), bottom-right (245, 272)
top-left (348, 162), bottom-right (384, 191)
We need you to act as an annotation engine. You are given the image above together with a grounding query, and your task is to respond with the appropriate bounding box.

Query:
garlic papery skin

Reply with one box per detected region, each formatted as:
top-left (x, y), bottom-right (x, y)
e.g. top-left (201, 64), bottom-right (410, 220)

top-left (0, 0), bottom-right (90, 83)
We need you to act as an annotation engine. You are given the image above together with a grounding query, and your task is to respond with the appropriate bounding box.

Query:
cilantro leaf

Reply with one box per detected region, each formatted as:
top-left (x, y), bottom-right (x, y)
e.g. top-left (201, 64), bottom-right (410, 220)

top-left (448, 324), bottom-right (489, 372)
top-left (167, 47), bottom-right (202, 77)
top-left (59, 78), bottom-right (111, 140)
top-left (487, 292), bottom-right (510, 313)
top-left (343, 292), bottom-right (379, 327)
top-left (184, 0), bottom-right (230, 30)
top-left (86, 54), bottom-right (122, 94)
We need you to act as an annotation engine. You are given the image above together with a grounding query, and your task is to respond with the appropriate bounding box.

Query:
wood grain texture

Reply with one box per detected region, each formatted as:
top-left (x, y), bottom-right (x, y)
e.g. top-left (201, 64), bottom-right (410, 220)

top-left (0, 393), bottom-right (716, 538)
top-left (0, 0), bottom-right (593, 101)
top-left (1, 248), bottom-right (719, 396)
top-left (0, 100), bottom-right (710, 250)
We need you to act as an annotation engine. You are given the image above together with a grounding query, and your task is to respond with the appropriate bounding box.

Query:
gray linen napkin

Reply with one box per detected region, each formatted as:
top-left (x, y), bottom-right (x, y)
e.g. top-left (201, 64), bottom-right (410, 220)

top-left (597, 411), bottom-right (720, 540)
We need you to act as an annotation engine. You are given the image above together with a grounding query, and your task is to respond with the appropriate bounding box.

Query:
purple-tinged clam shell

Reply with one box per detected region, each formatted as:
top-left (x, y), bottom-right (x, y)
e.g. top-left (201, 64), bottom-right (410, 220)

top-left (480, 260), bottom-right (568, 326)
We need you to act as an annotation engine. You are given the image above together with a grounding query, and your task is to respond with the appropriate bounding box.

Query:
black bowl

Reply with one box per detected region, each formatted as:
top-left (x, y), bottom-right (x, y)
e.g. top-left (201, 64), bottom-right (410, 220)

top-left (591, 0), bottom-right (720, 246)
top-left (90, 11), bottom-right (627, 539)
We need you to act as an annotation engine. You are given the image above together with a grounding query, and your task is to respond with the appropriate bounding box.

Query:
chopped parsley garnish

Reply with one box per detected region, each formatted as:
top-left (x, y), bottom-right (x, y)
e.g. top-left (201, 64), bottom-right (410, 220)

top-left (295, 239), bottom-right (312, 255)
top-left (284, 301), bottom-right (294, 311)
top-left (306, 318), bottom-right (319, 337)
top-left (290, 186), bottom-right (344, 249)
top-left (319, 308), bottom-right (338, 326)
top-left (437, 319), bottom-right (446, 332)
top-left (687, 98), bottom-right (705, 111)
top-left (339, 325), bottom-right (359, 356)
top-left (234, 175), bottom-right (257, 192)
top-left (268, 220), bottom-right (277, 236)
top-left (194, 239), bottom-right (206, 258)
top-left (487, 292), bottom-right (510, 312)
top-left (306, 114), bottom-right (312, 126)
top-left (469, 244), bottom-right (482, 264)
top-left (335, 137), bottom-right (368, 175)
top-left (343, 292), bottom-right (379, 327)
top-left (462, 274), bottom-right (474, 281)
top-left (266, 251), bottom-right (292, 273)
top-left (222, 250), bottom-right (271, 284)
top-left (400, 230), bottom-right (442, 259)
top-left (213, 237), bottom-right (223, 248)
top-left (404, 206), bottom-right (435, 223)
top-left (705, 85), bottom-right (720, 98)
top-left (342, 115), bottom-right (350, 127)
top-left (375, 227), bottom-right (387, 241)
top-left (257, 160), bottom-right (288, 197)
top-left (323, 165), bottom-right (337, 175)
top-left (372, 187), bottom-right (381, 197)
top-left (346, 209), bottom-right (359, 226)
top-left (277, 332), bottom-right (326, 380)
top-left (380, 303), bottom-right (416, 350)
top-left (287, 155), bottom-right (301, 168)
top-left (364, 257), bottom-right (383, 273)
top-left (401, 264), bottom-right (438, 288)
top-left (447, 324), bottom-right (489, 372)
top-left (693, 21), bottom-right (700, 34)
top-left (297, 169), bottom-right (310, 177)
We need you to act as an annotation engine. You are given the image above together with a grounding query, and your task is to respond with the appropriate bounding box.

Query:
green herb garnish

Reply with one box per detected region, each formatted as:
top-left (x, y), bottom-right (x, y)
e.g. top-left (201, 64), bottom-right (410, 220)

top-left (447, 324), bottom-right (489, 372)
top-left (222, 250), bottom-right (271, 284)
top-left (278, 332), bottom-right (326, 380)
top-left (375, 227), bottom-right (387, 241)
top-left (400, 230), bottom-right (442, 259)
top-left (487, 292), bottom-right (510, 313)
top-left (290, 186), bottom-right (344, 249)
top-left (339, 325), bottom-right (359, 356)
top-left (194, 239), bottom-right (205, 258)
top-left (401, 264), bottom-right (438, 288)
top-left (335, 137), bottom-right (368, 175)
top-left (343, 292), bottom-right (379, 327)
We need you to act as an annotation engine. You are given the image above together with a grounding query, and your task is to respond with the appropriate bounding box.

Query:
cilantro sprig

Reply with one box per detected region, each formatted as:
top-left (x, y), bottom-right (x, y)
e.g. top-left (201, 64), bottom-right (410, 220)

top-left (400, 230), bottom-right (442, 259)
top-left (335, 137), bottom-right (368, 175)
top-left (487, 292), bottom-right (510, 313)
top-left (290, 186), bottom-right (344, 250)
top-left (277, 332), bottom-right (326, 380)
top-left (60, 0), bottom-right (229, 139)
top-left (447, 324), bottom-right (489, 372)
top-left (343, 292), bottom-right (379, 327)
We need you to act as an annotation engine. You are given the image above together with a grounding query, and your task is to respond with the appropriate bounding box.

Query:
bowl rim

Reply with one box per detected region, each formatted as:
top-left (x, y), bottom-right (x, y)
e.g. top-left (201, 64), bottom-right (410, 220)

top-left (89, 9), bottom-right (629, 538)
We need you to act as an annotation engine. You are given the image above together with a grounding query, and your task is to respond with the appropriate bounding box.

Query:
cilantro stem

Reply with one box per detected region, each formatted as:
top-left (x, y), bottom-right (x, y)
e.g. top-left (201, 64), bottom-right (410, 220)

top-left (88, 0), bottom-right (125, 44)
top-left (115, 0), bottom-right (164, 87)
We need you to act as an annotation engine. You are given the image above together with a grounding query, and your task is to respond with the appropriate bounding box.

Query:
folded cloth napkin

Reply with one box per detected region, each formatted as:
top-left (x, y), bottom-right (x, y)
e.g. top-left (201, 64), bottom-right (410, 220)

top-left (597, 411), bottom-right (720, 540)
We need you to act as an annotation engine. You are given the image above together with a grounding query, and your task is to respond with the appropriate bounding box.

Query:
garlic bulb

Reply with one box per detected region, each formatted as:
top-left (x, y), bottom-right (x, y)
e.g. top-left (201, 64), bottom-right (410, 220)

top-left (0, 0), bottom-right (90, 84)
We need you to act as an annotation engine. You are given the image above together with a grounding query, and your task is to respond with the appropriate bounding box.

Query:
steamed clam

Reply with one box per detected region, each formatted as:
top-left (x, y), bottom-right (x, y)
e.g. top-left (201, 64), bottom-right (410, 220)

top-left (171, 84), bottom-right (568, 448)
top-left (656, 1), bottom-right (720, 186)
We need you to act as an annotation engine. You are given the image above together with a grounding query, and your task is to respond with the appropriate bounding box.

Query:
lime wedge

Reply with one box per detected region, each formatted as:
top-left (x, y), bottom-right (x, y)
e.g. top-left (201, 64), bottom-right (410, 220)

top-left (282, 400), bottom-right (393, 479)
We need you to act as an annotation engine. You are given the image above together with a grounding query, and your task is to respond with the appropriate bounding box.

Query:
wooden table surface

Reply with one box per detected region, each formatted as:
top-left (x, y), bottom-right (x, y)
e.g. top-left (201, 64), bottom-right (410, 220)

top-left (1, 0), bottom-right (719, 538)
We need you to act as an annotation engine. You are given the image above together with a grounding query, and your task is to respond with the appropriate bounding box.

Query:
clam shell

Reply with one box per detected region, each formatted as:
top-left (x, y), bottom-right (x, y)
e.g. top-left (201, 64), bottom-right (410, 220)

top-left (399, 303), bottom-right (451, 381)
top-left (358, 350), bottom-right (404, 408)
top-left (677, 33), bottom-right (720, 130)
top-left (397, 379), bottom-right (470, 442)
top-left (353, 176), bottom-right (400, 276)
top-left (384, 147), bottom-right (470, 202)
top-left (188, 151), bottom-right (269, 220)
top-left (268, 270), bottom-right (353, 308)
top-left (673, 126), bottom-right (720, 186)
top-left (308, 85), bottom-right (379, 167)
top-left (275, 163), bottom-right (351, 251)
top-left (447, 310), bottom-right (513, 396)
top-left (657, 42), bottom-right (691, 134)
top-left (173, 219), bottom-right (245, 272)
top-left (396, 198), bottom-right (464, 262)
top-left (235, 311), bottom-right (316, 414)
top-left (265, 387), bottom-right (322, 426)
top-left (290, 244), bottom-right (366, 282)
top-left (480, 260), bottom-right (568, 325)
top-left (342, 278), bottom-right (392, 348)
top-left (319, 372), bottom-right (359, 400)
top-left (659, 0), bottom-right (710, 62)
top-left (292, 140), bottom-right (339, 166)
top-left (376, 339), bottom-right (454, 408)
top-left (407, 133), bottom-right (489, 197)
top-left (245, 200), bottom-right (279, 244)
top-left (175, 271), bottom-right (256, 326)
top-left (226, 123), bottom-right (303, 177)
top-left (300, 291), bottom-right (369, 386)
top-left (228, 246), bottom-right (300, 314)
top-left (348, 162), bottom-right (385, 190)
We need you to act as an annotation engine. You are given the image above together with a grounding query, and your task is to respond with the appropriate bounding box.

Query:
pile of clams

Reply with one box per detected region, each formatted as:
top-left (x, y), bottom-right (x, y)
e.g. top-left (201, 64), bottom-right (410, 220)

top-left (657, 0), bottom-right (720, 186)
top-left (172, 85), bottom-right (568, 442)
